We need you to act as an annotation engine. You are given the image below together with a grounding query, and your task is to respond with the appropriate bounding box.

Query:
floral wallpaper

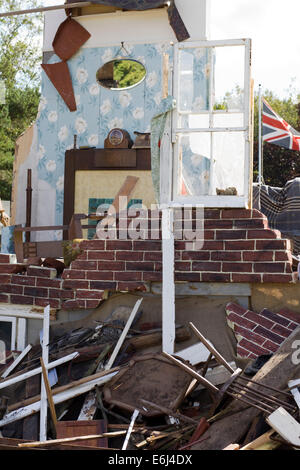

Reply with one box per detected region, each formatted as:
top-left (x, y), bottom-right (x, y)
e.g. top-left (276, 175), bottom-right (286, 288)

top-left (36, 42), bottom-right (173, 230)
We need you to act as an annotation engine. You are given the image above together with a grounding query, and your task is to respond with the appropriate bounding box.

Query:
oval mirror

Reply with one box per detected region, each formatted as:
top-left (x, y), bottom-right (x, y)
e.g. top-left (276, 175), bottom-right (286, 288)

top-left (96, 59), bottom-right (146, 90)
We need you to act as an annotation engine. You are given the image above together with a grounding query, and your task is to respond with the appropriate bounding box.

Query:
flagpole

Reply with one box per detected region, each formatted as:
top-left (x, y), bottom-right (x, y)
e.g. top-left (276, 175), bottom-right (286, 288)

top-left (258, 84), bottom-right (263, 185)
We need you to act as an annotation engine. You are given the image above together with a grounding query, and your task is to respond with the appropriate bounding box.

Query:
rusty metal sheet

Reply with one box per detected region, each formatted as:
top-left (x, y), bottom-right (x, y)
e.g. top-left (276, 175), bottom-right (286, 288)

top-left (103, 353), bottom-right (193, 417)
top-left (56, 420), bottom-right (108, 448)
top-left (41, 62), bottom-right (77, 112)
top-left (52, 16), bottom-right (91, 62)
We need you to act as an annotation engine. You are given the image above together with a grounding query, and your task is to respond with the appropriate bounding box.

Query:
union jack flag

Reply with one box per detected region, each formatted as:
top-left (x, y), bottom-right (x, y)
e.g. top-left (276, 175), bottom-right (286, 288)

top-left (262, 98), bottom-right (300, 151)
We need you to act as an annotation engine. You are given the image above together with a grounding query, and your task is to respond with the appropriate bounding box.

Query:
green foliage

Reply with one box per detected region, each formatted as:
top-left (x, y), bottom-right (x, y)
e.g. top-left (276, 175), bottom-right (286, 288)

top-left (114, 59), bottom-right (146, 88)
top-left (0, 0), bottom-right (42, 200)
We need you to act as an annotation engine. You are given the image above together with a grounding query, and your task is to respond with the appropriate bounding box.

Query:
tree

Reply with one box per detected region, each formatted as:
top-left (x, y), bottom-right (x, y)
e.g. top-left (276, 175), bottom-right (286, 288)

top-left (0, 0), bottom-right (42, 200)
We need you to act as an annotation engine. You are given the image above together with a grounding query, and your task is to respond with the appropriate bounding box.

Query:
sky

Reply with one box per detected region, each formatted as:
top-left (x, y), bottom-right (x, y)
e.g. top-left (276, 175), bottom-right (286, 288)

top-left (42, 0), bottom-right (300, 99)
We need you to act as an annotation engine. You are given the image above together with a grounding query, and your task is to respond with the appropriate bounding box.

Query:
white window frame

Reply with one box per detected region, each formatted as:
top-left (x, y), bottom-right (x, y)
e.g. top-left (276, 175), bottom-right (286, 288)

top-left (0, 316), bottom-right (17, 351)
top-left (168, 38), bottom-right (252, 208)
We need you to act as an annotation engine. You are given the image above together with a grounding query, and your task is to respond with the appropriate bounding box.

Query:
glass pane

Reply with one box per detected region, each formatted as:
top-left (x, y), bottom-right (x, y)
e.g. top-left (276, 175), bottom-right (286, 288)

top-left (213, 112), bottom-right (244, 128)
top-left (214, 46), bottom-right (245, 112)
top-left (0, 321), bottom-right (12, 351)
top-left (178, 113), bottom-right (210, 129)
top-left (177, 133), bottom-right (211, 196)
top-left (212, 132), bottom-right (245, 196)
top-left (178, 48), bottom-right (210, 113)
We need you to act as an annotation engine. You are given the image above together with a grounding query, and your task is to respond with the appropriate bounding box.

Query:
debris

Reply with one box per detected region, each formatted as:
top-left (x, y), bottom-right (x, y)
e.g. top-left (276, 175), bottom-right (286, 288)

top-left (266, 407), bottom-right (300, 448)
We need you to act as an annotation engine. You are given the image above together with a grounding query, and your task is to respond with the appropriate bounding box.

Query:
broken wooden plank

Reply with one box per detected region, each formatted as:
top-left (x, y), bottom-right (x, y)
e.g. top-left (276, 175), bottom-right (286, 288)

top-left (162, 351), bottom-right (219, 394)
top-left (126, 325), bottom-right (190, 351)
top-left (104, 298), bottom-right (143, 370)
top-left (240, 430), bottom-right (279, 451)
top-left (176, 342), bottom-right (211, 366)
top-left (192, 326), bottom-right (300, 450)
top-left (40, 357), bottom-right (57, 430)
top-left (140, 399), bottom-right (198, 425)
top-left (0, 352), bottom-right (79, 390)
top-left (122, 409), bottom-right (139, 450)
top-left (0, 369), bottom-right (119, 427)
top-left (189, 322), bottom-right (235, 373)
top-left (18, 431), bottom-right (128, 448)
top-left (266, 407), bottom-right (300, 448)
top-left (1, 344), bottom-right (32, 379)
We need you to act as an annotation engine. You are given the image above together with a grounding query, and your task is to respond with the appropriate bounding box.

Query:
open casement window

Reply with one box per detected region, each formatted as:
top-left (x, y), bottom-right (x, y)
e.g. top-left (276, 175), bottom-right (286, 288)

top-left (167, 39), bottom-right (252, 208)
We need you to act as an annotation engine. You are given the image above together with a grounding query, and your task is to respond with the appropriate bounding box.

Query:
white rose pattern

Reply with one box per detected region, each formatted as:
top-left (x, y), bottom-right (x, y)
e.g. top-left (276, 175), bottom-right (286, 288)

top-left (46, 160), bottom-right (56, 172)
top-left (58, 126), bottom-right (68, 142)
top-left (56, 175), bottom-right (64, 191)
top-left (75, 117), bottom-right (87, 134)
top-left (88, 134), bottom-right (99, 146)
top-left (89, 83), bottom-right (100, 96)
top-left (119, 91), bottom-right (132, 108)
top-left (48, 111), bottom-right (58, 122)
top-left (146, 71), bottom-right (157, 89)
top-left (108, 117), bottom-right (124, 130)
top-left (100, 99), bottom-right (112, 115)
top-left (133, 107), bottom-right (144, 120)
top-left (76, 68), bottom-right (88, 85)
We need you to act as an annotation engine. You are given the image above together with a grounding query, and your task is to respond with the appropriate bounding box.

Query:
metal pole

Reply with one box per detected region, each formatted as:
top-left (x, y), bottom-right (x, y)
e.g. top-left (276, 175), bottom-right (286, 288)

top-left (258, 84), bottom-right (263, 185)
top-left (0, 2), bottom-right (92, 18)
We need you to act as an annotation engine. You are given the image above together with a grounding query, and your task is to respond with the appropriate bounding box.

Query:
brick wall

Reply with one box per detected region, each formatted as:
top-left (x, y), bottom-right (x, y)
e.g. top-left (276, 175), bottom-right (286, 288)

top-left (226, 302), bottom-right (300, 359)
top-left (0, 208), bottom-right (296, 310)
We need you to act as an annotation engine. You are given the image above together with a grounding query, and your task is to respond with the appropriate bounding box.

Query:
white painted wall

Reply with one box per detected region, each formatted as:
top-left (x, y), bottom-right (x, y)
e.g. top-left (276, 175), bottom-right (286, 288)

top-left (43, 0), bottom-right (210, 52)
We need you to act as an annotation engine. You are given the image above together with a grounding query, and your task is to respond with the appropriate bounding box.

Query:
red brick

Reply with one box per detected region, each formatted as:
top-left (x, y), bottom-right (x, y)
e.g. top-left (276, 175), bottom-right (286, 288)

top-left (0, 264), bottom-right (24, 274)
top-left (71, 260), bottom-right (98, 271)
top-left (275, 251), bottom-right (292, 262)
top-left (126, 261), bottom-right (154, 272)
top-left (36, 278), bottom-right (62, 288)
top-left (63, 299), bottom-right (87, 309)
top-left (216, 230), bottom-right (247, 240)
top-left (49, 289), bottom-right (74, 300)
top-left (234, 324), bottom-right (267, 346)
top-left (175, 261), bottom-right (191, 271)
top-left (288, 322), bottom-right (299, 330)
top-left (244, 310), bottom-right (275, 329)
top-left (225, 240), bottom-right (255, 250)
top-left (76, 289), bottom-right (104, 299)
top-left (254, 263), bottom-right (285, 273)
top-left (0, 274), bottom-right (12, 284)
top-left (35, 298), bottom-right (60, 309)
top-left (247, 229), bottom-right (280, 239)
top-left (11, 294), bottom-right (34, 305)
top-left (252, 209), bottom-right (267, 219)
top-left (106, 240), bottom-right (133, 250)
top-left (87, 251), bottom-right (115, 260)
top-left (204, 220), bottom-right (233, 229)
top-left (80, 240), bottom-right (105, 250)
top-left (204, 209), bottom-right (221, 219)
top-left (260, 308), bottom-right (290, 327)
top-left (133, 241), bottom-right (162, 251)
top-left (85, 299), bottom-right (102, 309)
top-left (143, 272), bottom-right (163, 281)
top-left (277, 309), bottom-right (300, 324)
top-left (26, 266), bottom-right (57, 278)
top-left (201, 241), bottom-right (224, 251)
top-left (226, 302), bottom-right (248, 316)
top-left (115, 272), bottom-right (142, 281)
top-left (192, 261), bottom-right (221, 272)
top-left (117, 281), bottom-right (148, 292)
top-left (203, 230), bottom-right (215, 240)
top-left (234, 219), bottom-right (268, 229)
top-left (143, 252), bottom-right (161, 261)
top-left (256, 240), bottom-right (287, 250)
top-left (227, 312), bottom-right (256, 330)
top-left (62, 279), bottom-right (89, 290)
top-left (237, 345), bottom-right (252, 358)
top-left (222, 209), bottom-right (253, 219)
top-left (24, 287), bottom-right (48, 298)
top-left (0, 284), bottom-right (23, 295)
top-left (271, 323), bottom-right (293, 339)
top-left (239, 339), bottom-right (272, 356)
top-left (253, 325), bottom-right (285, 345)
top-left (223, 262), bottom-right (252, 273)
top-left (90, 281), bottom-right (116, 290)
top-left (98, 261), bottom-right (125, 271)
top-left (0, 293), bottom-right (9, 302)
top-left (202, 273), bottom-right (230, 282)
top-left (117, 251), bottom-right (144, 261)
top-left (182, 251), bottom-right (210, 261)
top-left (0, 254), bottom-right (13, 263)
top-left (75, 252), bottom-right (87, 260)
top-left (231, 273), bottom-right (262, 283)
top-left (262, 340), bottom-right (280, 353)
top-left (243, 251), bottom-right (273, 262)
top-left (175, 272), bottom-right (200, 282)
top-left (262, 274), bottom-right (294, 283)
top-left (86, 271), bottom-right (114, 281)
top-left (62, 269), bottom-right (86, 280)
top-left (11, 275), bottom-right (36, 286)
top-left (211, 252), bottom-right (241, 261)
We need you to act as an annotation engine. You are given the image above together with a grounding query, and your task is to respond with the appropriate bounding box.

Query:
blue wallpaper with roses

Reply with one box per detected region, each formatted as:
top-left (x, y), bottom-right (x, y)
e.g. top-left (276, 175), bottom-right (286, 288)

top-left (36, 42), bottom-right (173, 227)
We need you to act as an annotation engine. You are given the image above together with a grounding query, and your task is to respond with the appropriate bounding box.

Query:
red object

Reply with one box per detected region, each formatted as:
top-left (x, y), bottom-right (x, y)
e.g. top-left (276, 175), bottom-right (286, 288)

top-left (187, 417), bottom-right (210, 445)
top-left (52, 16), bottom-right (91, 61)
top-left (41, 62), bottom-right (77, 112)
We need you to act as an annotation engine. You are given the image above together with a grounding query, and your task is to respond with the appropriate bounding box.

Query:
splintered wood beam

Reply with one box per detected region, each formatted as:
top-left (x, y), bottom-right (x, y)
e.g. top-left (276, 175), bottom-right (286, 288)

top-left (40, 358), bottom-right (57, 430)
top-left (1, 344), bottom-right (32, 379)
top-left (0, 2), bottom-right (92, 17)
top-left (18, 431), bottom-right (128, 448)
